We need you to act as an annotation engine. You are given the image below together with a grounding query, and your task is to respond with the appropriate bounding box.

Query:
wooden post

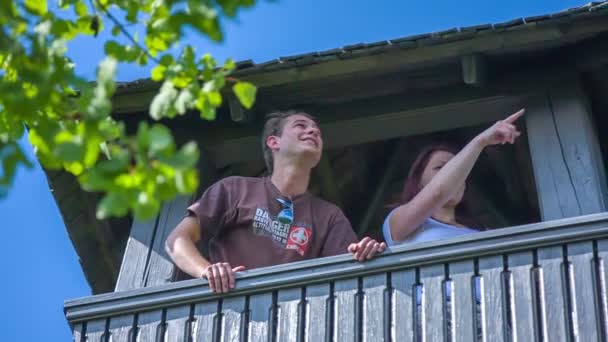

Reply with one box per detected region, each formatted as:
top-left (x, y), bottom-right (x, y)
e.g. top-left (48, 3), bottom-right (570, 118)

top-left (525, 75), bottom-right (608, 221)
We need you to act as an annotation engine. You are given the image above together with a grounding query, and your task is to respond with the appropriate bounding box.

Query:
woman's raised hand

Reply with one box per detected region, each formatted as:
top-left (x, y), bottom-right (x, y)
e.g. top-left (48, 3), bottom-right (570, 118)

top-left (476, 109), bottom-right (525, 147)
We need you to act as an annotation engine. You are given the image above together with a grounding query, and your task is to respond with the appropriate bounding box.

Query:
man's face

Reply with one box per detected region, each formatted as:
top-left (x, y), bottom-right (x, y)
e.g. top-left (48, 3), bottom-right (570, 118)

top-left (268, 114), bottom-right (323, 167)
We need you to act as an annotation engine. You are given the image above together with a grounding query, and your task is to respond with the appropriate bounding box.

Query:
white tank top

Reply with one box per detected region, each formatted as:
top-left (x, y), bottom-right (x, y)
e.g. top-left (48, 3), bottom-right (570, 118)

top-left (382, 209), bottom-right (477, 246)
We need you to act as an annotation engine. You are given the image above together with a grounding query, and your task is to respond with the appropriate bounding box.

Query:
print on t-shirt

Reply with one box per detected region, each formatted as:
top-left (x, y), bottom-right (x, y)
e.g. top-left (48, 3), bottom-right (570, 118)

top-left (253, 207), bottom-right (312, 256)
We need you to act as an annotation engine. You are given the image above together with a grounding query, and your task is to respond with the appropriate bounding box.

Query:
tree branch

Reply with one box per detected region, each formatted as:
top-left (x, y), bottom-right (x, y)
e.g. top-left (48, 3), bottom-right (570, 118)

top-left (93, 0), bottom-right (161, 65)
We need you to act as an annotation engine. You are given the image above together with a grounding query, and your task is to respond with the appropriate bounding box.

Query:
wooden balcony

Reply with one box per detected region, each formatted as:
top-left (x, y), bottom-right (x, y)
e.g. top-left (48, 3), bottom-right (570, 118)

top-left (65, 213), bottom-right (608, 341)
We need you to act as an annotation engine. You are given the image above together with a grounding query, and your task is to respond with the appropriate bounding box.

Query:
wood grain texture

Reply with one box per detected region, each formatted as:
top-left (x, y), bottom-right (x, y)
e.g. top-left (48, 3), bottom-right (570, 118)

top-left (361, 273), bottom-right (388, 342)
top-left (449, 260), bottom-right (476, 342)
top-left (192, 301), bottom-right (220, 342)
top-left (507, 251), bottom-right (537, 342)
top-left (567, 241), bottom-right (601, 342)
top-left (390, 269), bottom-right (416, 342)
top-left (536, 246), bottom-right (569, 342)
top-left (479, 255), bottom-right (507, 342)
top-left (248, 292), bottom-right (274, 342)
top-left (303, 283), bottom-right (331, 342)
top-left (333, 278), bottom-right (359, 342)
top-left (420, 264), bottom-right (446, 342)
top-left (164, 305), bottom-right (191, 342)
top-left (107, 314), bottom-right (134, 342)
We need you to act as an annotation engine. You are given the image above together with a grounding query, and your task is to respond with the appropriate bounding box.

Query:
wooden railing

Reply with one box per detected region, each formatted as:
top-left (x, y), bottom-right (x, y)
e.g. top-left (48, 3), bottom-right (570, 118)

top-left (65, 213), bottom-right (608, 341)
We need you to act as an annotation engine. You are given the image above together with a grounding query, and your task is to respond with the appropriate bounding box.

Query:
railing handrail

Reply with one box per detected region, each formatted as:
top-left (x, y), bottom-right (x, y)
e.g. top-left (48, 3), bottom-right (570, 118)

top-left (65, 212), bottom-right (608, 323)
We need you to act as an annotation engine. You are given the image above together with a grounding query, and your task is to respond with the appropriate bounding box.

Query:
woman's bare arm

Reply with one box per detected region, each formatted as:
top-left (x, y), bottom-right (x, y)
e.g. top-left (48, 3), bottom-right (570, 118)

top-left (389, 109), bottom-right (524, 241)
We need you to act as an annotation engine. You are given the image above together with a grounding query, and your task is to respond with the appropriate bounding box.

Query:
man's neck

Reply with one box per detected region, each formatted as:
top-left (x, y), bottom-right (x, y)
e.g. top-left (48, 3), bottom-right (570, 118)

top-left (270, 163), bottom-right (311, 197)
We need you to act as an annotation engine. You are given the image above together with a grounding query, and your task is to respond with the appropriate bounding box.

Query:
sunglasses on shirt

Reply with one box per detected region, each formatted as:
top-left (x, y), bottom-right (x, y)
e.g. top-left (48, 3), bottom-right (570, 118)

top-left (276, 197), bottom-right (294, 225)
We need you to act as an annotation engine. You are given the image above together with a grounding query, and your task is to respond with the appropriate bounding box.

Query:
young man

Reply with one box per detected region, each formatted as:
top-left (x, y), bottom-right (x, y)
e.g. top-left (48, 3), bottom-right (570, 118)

top-left (165, 110), bottom-right (386, 293)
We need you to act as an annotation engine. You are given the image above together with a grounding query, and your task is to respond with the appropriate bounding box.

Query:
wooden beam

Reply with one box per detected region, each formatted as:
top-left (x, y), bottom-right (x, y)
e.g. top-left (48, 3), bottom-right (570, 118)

top-left (357, 140), bottom-right (409, 235)
top-left (316, 154), bottom-right (341, 207)
top-left (461, 54), bottom-right (488, 87)
top-left (204, 91), bottom-right (523, 167)
top-left (228, 94), bottom-right (253, 123)
top-left (525, 74), bottom-right (608, 221)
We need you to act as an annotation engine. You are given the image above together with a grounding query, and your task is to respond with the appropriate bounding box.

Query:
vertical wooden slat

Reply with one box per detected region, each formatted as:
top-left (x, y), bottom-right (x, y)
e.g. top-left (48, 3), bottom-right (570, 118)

top-left (73, 323), bottom-right (84, 342)
top-left (568, 241), bottom-right (601, 341)
top-left (164, 306), bottom-right (191, 342)
top-left (221, 296), bottom-right (247, 342)
top-left (449, 260), bottom-right (476, 342)
top-left (115, 219), bottom-right (157, 291)
top-left (420, 264), bottom-right (446, 341)
top-left (276, 288), bottom-right (303, 342)
top-left (303, 283), bottom-right (330, 342)
top-left (391, 269), bottom-right (416, 342)
top-left (479, 255), bottom-right (506, 342)
top-left (107, 314), bottom-right (134, 342)
top-left (248, 293), bottom-right (274, 342)
top-left (333, 278), bottom-right (359, 342)
top-left (507, 251), bottom-right (537, 341)
top-left (537, 246), bottom-right (569, 342)
top-left (85, 319), bottom-right (108, 342)
top-left (136, 310), bottom-right (163, 342)
top-left (362, 273), bottom-right (389, 342)
top-left (145, 195), bottom-right (193, 287)
top-left (596, 239), bottom-right (608, 339)
top-left (192, 301), bottom-right (220, 342)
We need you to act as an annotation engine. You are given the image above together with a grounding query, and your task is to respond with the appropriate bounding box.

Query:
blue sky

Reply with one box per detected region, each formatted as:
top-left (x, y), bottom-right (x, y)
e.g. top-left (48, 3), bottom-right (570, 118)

top-left (0, 0), bottom-right (590, 340)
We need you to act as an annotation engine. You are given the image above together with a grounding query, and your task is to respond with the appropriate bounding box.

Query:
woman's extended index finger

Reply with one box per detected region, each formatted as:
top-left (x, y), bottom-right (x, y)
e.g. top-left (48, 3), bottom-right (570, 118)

top-left (505, 108), bottom-right (525, 124)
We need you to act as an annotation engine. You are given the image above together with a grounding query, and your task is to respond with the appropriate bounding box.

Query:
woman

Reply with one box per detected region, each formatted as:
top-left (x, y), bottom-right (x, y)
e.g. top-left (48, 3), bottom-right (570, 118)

top-left (383, 109), bottom-right (524, 246)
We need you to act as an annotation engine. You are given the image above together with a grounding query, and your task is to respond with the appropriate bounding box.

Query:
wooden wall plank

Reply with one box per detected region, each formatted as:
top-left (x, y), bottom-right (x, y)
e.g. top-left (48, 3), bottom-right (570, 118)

top-left (115, 218), bottom-right (157, 292)
top-left (276, 288), bottom-right (303, 342)
top-left (84, 319), bottom-right (107, 342)
top-left (361, 273), bottom-right (389, 342)
top-left (449, 260), bottom-right (476, 341)
top-left (391, 269), bottom-right (416, 342)
top-left (525, 94), bottom-right (581, 221)
top-left (420, 264), bottom-right (446, 341)
top-left (333, 278), bottom-right (359, 342)
top-left (72, 323), bottom-right (84, 342)
top-left (478, 255), bottom-right (507, 342)
top-left (537, 246), bottom-right (569, 342)
top-left (567, 241), bottom-right (601, 341)
top-left (596, 239), bottom-right (608, 339)
top-left (248, 293), bottom-right (274, 342)
top-left (107, 314), bottom-right (134, 342)
top-left (507, 251), bottom-right (537, 341)
top-left (164, 305), bottom-right (191, 342)
top-left (192, 301), bottom-right (220, 342)
top-left (525, 76), bottom-right (608, 221)
top-left (144, 195), bottom-right (193, 287)
top-left (549, 81), bottom-right (608, 213)
top-left (221, 296), bottom-right (247, 342)
top-left (303, 283), bottom-right (331, 342)
top-left (135, 310), bottom-right (163, 342)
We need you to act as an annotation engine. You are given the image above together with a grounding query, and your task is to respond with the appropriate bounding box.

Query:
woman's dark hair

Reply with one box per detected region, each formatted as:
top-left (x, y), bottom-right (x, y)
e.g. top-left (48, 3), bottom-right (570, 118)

top-left (399, 143), bottom-right (483, 230)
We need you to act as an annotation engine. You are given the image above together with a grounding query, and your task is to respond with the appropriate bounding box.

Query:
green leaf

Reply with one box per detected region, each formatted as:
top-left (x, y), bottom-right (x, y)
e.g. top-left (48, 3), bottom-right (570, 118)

top-left (25, 0), bottom-right (47, 16)
top-left (233, 82), bottom-right (256, 109)
top-left (148, 124), bottom-right (174, 155)
top-left (151, 65), bottom-right (166, 81)
top-left (96, 192), bottom-right (130, 219)
top-left (175, 88), bottom-right (194, 114)
top-left (75, 1), bottom-right (88, 16)
top-left (133, 192), bottom-right (160, 221)
top-left (175, 169), bottom-right (198, 194)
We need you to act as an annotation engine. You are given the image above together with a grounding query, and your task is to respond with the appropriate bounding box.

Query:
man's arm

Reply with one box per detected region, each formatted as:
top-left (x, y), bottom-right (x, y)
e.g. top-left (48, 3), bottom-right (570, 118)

top-left (165, 216), bottom-right (244, 293)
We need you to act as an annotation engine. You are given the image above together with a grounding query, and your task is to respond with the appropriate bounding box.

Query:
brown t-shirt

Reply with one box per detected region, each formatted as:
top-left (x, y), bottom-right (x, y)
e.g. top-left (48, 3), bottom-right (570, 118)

top-left (187, 176), bottom-right (357, 269)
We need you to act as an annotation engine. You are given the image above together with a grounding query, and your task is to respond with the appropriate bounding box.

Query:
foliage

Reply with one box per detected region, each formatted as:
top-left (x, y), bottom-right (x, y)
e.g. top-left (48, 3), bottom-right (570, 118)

top-left (0, 0), bottom-right (258, 220)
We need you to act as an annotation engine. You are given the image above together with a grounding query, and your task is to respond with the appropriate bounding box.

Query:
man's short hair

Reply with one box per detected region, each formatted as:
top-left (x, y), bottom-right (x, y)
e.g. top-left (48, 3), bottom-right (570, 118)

top-left (261, 109), bottom-right (317, 173)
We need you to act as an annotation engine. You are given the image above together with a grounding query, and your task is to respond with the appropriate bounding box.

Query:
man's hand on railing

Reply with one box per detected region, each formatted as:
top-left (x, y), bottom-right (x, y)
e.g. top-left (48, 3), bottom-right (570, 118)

top-left (201, 263), bottom-right (246, 293)
top-left (347, 237), bottom-right (387, 262)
